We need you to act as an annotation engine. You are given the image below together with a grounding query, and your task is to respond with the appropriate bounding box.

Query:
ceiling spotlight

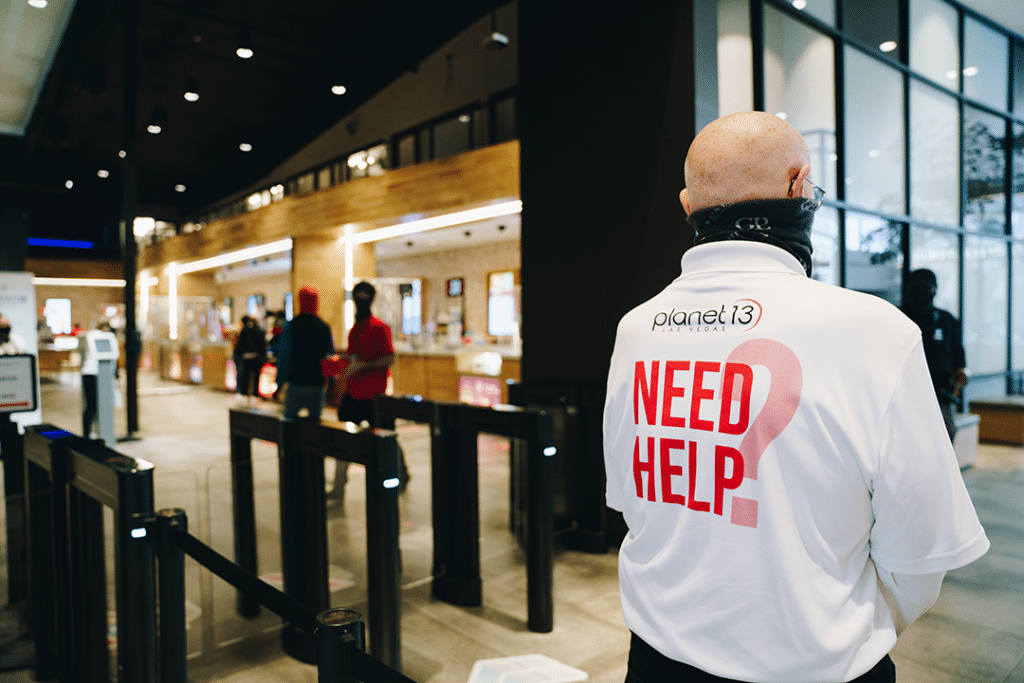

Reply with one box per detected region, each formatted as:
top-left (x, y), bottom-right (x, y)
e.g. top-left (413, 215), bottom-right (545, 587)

top-left (97, 169), bottom-right (110, 178)
top-left (879, 41), bottom-right (898, 53)
top-left (65, 180), bottom-right (74, 189)
top-left (236, 30), bottom-right (253, 59)
top-left (118, 150), bottom-right (127, 158)
top-left (331, 84), bottom-right (347, 95)
top-left (184, 77), bottom-right (199, 102)
top-left (175, 184), bottom-right (186, 193)
top-left (27, 0), bottom-right (47, 8)
top-left (239, 142), bottom-right (253, 152)
top-left (482, 9), bottom-right (509, 50)
top-left (147, 107), bottom-right (167, 135)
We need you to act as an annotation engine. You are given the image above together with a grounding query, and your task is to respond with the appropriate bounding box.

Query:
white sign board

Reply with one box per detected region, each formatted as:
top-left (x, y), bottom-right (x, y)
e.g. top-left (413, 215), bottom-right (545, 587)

top-left (0, 354), bottom-right (37, 413)
top-left (0, 271), bottom-right (41, 427)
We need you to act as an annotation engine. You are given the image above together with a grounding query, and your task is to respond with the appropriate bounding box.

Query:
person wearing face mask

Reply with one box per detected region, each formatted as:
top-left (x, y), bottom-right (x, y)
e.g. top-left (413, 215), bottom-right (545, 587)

top-left (329, 281), bottom-right (402, 502)
top-left (901, 269), bottom-right (968, 443)
top-left (277, 286), bottom-right (335, 420)
top-left (0, 314), bottom-right (26, 355)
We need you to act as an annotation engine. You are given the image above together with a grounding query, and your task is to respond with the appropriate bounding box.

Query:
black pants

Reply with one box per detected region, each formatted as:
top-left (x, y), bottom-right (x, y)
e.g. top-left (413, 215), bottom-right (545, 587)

top-left (236, 359), bottom-right (263, 396)
top-left (626, 633), bottom-right (896, 683)
top-left (82, 374), bottom-right (98, 436)
top-left (332, 395), bottom-right (408, 491)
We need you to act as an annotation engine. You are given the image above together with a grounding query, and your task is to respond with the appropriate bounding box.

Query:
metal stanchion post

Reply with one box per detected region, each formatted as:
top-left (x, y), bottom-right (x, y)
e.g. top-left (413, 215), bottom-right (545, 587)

top-left (114, 458), bottom-right (157, 683)
top-left (526, 417), bottom-right (555, 633)
top-left (316, 609), bottom-right (365, 683)
top-left (279, 418), bottom-right (329, 664)
top-left (156, 509), bottom-right (188, 683)
top-left (365, 432), bottom-right (401, 671)
top-left (229, 429), bottom-right (259, 617)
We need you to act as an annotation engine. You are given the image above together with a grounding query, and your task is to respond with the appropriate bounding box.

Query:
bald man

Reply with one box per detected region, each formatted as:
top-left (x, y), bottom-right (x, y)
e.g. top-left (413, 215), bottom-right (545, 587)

top-left (603, 112), bottom-right (988, 683)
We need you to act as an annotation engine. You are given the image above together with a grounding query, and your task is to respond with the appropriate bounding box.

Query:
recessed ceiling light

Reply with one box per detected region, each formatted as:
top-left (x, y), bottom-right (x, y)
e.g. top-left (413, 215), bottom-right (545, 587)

top-left (119, 150), bottom-right (127, 158)
top-left (331, 84), bottom-right (347, 95)
top-left (97, 169), bottom-right (110, 178)
top-left (879, 41), bottom-right (898, 53)
top-left (65, 180), bottom-right (74, 189)
top-left (27, 0), bottom-right (47, 8)
top-left (175, 184), bottom-right (186, 193)
top-left (184, 91), bottom-right (199, 102)
top-left (147, 124), bottom-right (162, 134)
top-left (236, 47), bottom-right (253, 59)
top-left (239, 142), bottom-right (253, 152)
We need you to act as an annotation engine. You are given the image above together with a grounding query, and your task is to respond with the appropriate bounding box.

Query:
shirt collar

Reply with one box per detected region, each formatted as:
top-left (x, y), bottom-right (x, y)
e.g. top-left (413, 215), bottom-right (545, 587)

top-left (679, 241), bottom-right (807, 279)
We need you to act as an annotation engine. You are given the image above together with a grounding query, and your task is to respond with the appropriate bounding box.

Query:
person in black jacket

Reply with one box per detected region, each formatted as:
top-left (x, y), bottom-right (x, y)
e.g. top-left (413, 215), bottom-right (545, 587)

top-left (902, 268), bottom-right (969, 442)
top-left (277, 287), bottom-right (335, 419)
top-left (234, 315), bottom-right (267, 402)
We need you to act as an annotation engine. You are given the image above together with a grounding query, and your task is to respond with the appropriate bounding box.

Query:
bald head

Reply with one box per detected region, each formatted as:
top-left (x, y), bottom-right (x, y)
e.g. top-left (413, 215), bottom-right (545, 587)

top-left (680, 112), bottom-right (811, 214)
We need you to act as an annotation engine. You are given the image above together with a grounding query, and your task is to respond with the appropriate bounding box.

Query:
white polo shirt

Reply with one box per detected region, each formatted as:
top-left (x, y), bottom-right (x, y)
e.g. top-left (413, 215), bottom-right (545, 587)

top-left (604, 241), bottom-right (989, 682)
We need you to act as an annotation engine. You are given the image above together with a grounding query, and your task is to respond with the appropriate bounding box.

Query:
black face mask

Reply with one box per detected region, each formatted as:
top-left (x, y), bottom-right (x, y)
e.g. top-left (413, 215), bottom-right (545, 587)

top-left (687, 198), bottom-right (818, 277)
top-left (354, 300), bottom-right (372, 321)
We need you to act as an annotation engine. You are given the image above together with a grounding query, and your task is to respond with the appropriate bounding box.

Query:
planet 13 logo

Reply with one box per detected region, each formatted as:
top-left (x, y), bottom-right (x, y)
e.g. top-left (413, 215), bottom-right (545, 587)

top-left (651, 299), bottom-right (763, 333)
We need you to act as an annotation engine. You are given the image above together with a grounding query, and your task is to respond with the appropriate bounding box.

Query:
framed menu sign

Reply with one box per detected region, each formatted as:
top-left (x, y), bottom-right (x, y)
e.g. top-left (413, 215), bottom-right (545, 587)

top-left (0, 354), bottom-right (38, 413)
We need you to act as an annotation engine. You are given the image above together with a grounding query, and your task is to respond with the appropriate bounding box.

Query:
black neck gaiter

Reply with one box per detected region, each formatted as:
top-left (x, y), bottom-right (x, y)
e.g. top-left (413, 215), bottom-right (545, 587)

top-left (687, 198), bottom-right (818, 277)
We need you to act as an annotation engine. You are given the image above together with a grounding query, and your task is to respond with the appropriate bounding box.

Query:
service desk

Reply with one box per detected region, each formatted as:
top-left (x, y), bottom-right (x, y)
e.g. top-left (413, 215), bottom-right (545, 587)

top-left (392, 347), bottom-right (521, 405)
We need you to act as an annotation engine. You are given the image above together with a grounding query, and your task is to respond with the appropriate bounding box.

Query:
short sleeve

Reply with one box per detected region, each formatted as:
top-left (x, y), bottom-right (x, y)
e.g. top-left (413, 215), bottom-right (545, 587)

top-left (869, 341), bottom-right (989, 575)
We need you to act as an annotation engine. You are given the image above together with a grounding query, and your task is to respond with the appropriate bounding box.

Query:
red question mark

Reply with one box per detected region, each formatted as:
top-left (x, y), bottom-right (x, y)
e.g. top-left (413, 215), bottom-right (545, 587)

top-left (721, 338), bottom-right (802, 528)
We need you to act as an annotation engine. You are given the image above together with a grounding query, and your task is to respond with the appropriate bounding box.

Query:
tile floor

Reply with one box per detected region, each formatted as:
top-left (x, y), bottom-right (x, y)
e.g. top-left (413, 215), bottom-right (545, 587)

top-left (2, 369), bottom-right (1023, 682)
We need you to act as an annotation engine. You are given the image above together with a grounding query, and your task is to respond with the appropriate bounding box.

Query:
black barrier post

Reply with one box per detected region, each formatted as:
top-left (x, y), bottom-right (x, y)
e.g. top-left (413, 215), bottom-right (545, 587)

top-left (279, 417), bottom-right (330, 664)
top-left (24, 438), bottom-right (56, 681)
top-left (48, 439), bottom-right (74, 682)
top-left (1, 415), bottom-right (28, 606)
top-left (316, 608), bottom-right (366, 683)
top-left (156, 509), bottom-right (188, 683)
top-left (229, 414), bottom-right (260, 618)
top-left (298, 420), bottom-right (402, 670)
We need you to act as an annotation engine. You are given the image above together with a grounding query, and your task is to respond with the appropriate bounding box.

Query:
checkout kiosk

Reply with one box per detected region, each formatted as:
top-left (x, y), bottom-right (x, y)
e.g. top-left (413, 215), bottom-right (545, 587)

top-left (81, 331), bottom-right (120, 447)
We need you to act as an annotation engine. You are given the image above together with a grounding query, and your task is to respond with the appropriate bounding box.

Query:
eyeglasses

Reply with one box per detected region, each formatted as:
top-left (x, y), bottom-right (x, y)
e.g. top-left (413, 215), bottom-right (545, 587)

top-left (789, 176), bottom-right (826, 208)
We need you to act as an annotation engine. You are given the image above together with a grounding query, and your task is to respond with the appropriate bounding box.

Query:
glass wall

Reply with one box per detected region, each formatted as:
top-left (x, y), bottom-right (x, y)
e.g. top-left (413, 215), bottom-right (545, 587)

top-left (910, 225), bottom-right (960, 313)
top-left (910, 0), bottom-right (959, 87)
top-left (963, 16), bottom-right (1009, 110)
top-left (844, 47), bottom-right (905, 214)
top-left (748, 0), bottom-right (1022, 395)
top-left (764, 5), bottom-right (837, 197)
top-left (963, 107), bottom-right (1007, 234)
top-left (963, 235), bottom-right (1008, 373)
top-left (910, 81), bottom-right (960, 225)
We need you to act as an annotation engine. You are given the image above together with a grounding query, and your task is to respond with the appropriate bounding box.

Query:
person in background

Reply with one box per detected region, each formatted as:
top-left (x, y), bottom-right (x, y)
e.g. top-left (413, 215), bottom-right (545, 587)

top-left (901, 268), bottom-right (969, 443)
top-left (234, 315), bottom-right (267, 402)
top-left (0, 314), bottom-right (26, 354)
top-left (80, 320), bottom-right (112, 437)
top-left (330, 281), bottom-right (406, 501)
top-left (277, 287), bottom-right (334, 419)
top-left (603, 111), bottom-right (988, 683)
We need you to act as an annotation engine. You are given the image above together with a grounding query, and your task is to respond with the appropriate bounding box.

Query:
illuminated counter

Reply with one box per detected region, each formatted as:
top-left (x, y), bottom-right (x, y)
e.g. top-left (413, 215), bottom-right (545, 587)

top-left (392, 347), bottom-right (521, 406)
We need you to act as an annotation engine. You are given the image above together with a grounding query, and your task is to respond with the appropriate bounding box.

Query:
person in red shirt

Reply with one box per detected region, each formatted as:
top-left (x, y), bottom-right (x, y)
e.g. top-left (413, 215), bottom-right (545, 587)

top-left (329, 281), bottom-right (406, 500)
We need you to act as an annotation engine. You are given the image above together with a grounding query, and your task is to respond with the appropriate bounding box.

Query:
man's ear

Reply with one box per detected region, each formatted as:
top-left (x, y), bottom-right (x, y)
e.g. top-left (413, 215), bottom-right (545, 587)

top-left (679, 188), bottom-right (692, 215)
top-left (788, 163), bottom-right (812, 198)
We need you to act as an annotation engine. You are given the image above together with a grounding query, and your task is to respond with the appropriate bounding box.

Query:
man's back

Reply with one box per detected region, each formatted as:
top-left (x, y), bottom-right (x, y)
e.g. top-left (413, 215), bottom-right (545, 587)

top-left (604, 241), bottom-right (987, 681)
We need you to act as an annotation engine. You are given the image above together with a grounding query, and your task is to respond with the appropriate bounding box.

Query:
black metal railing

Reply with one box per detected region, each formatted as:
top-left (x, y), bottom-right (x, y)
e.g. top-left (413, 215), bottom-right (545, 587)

top-left (375, 395), bottom-right (556, 632)
top-left (228, 405), bottom-right (402, 667)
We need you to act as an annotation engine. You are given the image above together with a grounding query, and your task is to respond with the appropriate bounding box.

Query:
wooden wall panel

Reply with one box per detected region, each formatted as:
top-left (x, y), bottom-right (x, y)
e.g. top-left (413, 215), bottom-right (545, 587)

top-left (26, 258), bottom-right (124, 279)
top-left (139, 141), bottom-right (520, 271)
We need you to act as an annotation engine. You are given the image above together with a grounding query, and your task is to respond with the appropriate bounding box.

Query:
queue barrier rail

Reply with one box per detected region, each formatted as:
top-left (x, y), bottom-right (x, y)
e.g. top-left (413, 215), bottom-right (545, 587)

top-left (154, 509), bottom-right (415, 683)
top-left (228, 405), bottom-right (402, 668)
top-left (375, 395), bottom-right (556, 633)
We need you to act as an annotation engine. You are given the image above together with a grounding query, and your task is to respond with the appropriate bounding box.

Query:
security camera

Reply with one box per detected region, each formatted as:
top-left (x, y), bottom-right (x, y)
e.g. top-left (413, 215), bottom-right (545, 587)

top-left (482, 31), bottom-right (509, 50)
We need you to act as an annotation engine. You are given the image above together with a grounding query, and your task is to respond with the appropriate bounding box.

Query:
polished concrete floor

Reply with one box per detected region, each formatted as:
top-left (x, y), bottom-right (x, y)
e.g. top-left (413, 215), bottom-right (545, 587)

top-left (2, 369), bottom-right (1024, 682)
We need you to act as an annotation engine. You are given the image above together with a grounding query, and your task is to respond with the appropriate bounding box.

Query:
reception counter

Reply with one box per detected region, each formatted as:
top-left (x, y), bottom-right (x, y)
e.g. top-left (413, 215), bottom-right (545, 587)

top-left (391, 347), bottom-right (521, 405)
